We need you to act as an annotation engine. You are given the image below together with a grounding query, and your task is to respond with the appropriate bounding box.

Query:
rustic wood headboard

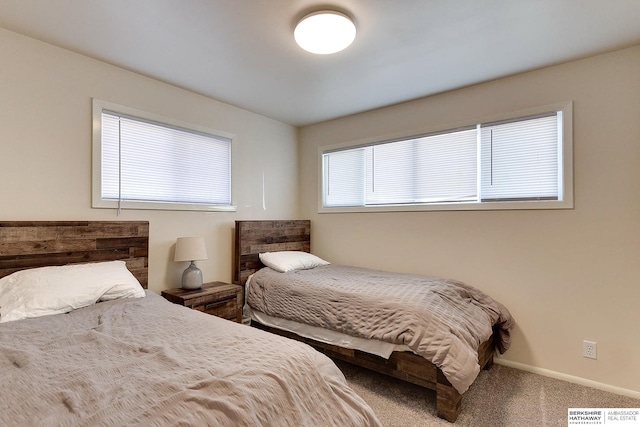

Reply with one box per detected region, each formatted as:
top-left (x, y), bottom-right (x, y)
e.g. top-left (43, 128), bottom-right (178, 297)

top-left (0, 221), bottom-right (149, 288)
top-left (234, 220), bottom-right (310, 285)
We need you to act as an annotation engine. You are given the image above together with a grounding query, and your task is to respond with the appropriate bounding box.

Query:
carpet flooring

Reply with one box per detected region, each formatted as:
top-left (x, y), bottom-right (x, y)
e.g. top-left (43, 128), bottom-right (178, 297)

top-left (336, 360), bottom-right (640, 426)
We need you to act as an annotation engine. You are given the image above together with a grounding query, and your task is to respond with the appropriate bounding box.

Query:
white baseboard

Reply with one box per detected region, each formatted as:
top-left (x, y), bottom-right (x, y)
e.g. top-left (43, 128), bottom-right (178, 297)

top-left (495, 358), bottom-right (640, 400)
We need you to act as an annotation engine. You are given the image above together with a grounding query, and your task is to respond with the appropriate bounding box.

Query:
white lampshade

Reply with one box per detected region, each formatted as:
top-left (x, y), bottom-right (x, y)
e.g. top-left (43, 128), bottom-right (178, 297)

top-left (294, 11), bottom-right (356, 54)
top-left (174, 237), bottom-right (208, 262)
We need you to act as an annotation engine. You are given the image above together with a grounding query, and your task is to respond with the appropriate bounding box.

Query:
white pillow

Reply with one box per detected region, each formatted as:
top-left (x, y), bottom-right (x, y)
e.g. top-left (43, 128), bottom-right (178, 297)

top-left (259, 251), bottom-right (330, 273)
top-left (0, 260), bottom-right (145, 323)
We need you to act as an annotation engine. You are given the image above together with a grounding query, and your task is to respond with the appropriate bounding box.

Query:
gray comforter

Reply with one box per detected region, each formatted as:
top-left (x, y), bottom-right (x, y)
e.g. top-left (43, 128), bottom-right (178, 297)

top-left (0, 291), bottom-right (381, 427)
top-left (247, 265), bottom-right (514, 394)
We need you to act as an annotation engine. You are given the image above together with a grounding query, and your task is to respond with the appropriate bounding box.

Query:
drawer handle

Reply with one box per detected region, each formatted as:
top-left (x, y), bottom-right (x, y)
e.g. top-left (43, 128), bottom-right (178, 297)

top-left (205, 299), bottom-right (231, 310)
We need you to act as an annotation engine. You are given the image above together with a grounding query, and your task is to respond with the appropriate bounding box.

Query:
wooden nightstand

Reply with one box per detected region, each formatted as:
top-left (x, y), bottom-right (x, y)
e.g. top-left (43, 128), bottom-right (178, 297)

top-left (161, 281), bottom-right (243, 323)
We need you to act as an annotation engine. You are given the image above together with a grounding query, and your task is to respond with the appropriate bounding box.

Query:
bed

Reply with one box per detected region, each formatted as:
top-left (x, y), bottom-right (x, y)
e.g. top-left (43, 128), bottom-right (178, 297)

top-left (0, 221), bottom-right (381, 427)
top-left (234, 220), bottom-right (514, 423)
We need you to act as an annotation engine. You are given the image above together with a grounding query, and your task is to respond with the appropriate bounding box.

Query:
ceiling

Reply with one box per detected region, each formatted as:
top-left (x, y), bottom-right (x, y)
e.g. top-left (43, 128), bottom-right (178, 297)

top-left (1, 1), bottom-right (640, 127)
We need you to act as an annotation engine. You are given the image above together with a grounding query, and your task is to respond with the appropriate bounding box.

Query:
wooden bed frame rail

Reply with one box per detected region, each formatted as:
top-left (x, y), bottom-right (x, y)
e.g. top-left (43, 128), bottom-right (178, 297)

top-left (234, 220), bottom-right (496, 422)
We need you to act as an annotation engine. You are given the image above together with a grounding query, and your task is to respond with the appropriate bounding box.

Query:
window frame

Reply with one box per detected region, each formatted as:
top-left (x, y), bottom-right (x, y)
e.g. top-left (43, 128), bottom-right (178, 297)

top-left (317, 102), bottom-right (573, 213)
top-left (92, 99), bottom-right (237, 212)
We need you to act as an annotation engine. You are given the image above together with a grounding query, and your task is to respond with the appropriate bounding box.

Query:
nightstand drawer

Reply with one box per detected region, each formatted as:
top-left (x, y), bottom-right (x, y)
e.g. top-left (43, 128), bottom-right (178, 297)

top-left (197, 297), bottom-right (237, 320)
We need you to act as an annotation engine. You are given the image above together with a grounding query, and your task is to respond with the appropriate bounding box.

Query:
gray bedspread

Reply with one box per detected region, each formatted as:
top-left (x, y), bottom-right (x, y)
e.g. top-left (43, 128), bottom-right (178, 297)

top-left (247, 265), bottom-right (514, 394)
top-left (0, 291), bottom-right (381, 427)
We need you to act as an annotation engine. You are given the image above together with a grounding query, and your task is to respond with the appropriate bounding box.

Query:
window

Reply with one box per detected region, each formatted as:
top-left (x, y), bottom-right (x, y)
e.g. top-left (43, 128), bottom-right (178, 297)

top-left (320, 102), bottom-right (572, 212)
top-left (92, 99), bottom-right (236, 212)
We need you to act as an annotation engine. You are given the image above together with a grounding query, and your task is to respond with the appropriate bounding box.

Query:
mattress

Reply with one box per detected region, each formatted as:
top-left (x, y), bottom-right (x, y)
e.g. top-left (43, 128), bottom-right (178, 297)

top-left (0, 291), bottom-right (381, 427)
top-left (248, 305), bottom-right (411, 359)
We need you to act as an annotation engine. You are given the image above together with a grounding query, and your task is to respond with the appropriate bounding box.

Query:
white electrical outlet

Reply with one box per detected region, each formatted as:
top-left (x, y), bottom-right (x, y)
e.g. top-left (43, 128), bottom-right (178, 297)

top-left (583, 340), bottom-right (597, 359)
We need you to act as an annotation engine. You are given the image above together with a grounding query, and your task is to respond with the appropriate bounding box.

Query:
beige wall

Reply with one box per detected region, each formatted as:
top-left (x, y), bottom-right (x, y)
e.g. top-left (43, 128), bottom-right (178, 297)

top-left (0, 28), bottom-right (299, 292)
top-left (299, 45), bottom-right (640, 395)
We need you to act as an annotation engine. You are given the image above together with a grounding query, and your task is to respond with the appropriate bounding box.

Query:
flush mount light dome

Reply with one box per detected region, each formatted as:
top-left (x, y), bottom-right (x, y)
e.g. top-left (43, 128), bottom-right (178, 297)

top-left (294, 11), bottom-right (356, 54)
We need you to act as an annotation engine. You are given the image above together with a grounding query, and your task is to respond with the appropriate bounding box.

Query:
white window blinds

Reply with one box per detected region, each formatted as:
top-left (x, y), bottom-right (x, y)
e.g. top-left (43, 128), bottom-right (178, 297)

top-left (480, 113), bottom-right (560, 201)
top-left (101, 111), bottom-right (232, 206)
top-left (323, 147), bottom-right (366, 207)
top-left (322, 110), bottom-right (563, 209)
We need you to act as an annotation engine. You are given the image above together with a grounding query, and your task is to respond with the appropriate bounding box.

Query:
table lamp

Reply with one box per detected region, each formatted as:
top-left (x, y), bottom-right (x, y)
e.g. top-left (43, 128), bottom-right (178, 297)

top-left (174, 237), bottom-right (208, 289)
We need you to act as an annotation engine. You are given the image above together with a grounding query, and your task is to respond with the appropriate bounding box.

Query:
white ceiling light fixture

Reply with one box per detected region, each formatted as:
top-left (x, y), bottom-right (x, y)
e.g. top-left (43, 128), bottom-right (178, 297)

top-left (294, 11), bottom-right (356, 54)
